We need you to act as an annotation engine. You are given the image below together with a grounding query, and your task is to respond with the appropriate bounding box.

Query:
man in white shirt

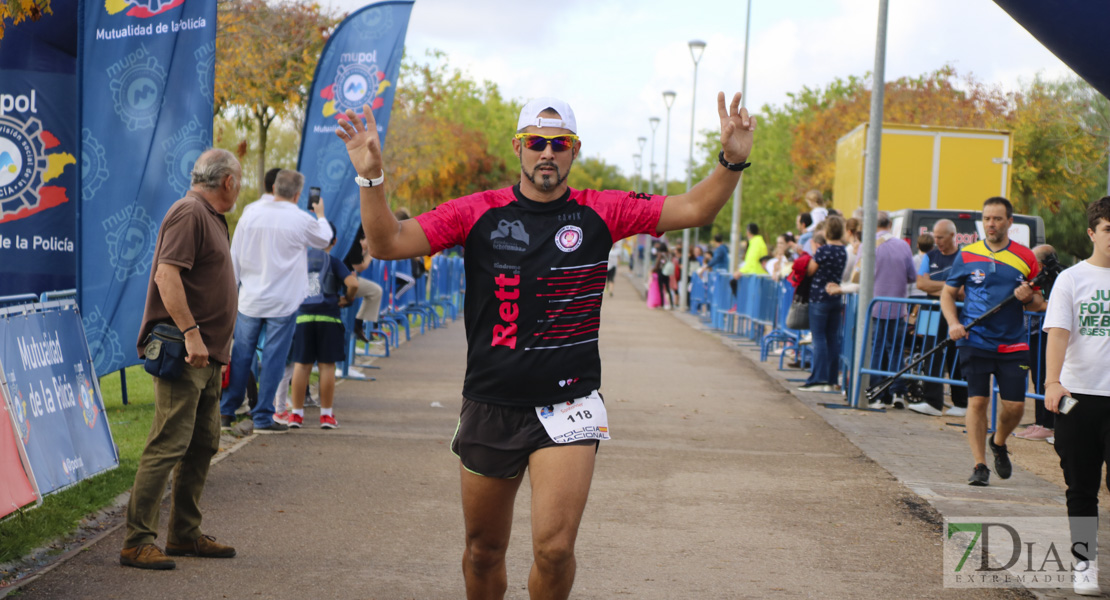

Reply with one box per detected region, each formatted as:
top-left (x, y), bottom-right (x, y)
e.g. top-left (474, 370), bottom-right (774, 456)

top-left (220, 169), bottom-right (332, 432)
top-left (1044, 195), bottom-right (1110, 596)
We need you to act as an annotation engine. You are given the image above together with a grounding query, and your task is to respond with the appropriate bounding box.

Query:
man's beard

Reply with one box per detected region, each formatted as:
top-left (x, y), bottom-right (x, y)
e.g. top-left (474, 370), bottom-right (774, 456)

top-left (986, 230), bottom-right (1005, 245)
top-left (522, 159), bottom-right (569, 192)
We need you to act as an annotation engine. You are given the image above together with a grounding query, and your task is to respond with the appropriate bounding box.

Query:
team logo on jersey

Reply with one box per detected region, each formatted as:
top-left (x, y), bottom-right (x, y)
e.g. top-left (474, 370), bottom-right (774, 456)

top-left (491, 220), bottom-right (529, 244)
top-left (970, 269), bottom-right (986, 284)
top-left (555, 225), bottom-right (583, 253)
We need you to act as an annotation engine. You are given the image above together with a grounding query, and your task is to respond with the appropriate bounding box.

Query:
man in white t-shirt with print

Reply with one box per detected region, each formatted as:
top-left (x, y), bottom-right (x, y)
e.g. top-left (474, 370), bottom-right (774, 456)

top-left (1043, 195), bottom-right (1110, 597)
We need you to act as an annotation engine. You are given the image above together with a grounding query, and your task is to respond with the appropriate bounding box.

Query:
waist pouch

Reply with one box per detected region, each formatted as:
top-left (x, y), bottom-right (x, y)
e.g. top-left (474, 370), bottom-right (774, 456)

top-left (143, 323), bottom-right (187, 380)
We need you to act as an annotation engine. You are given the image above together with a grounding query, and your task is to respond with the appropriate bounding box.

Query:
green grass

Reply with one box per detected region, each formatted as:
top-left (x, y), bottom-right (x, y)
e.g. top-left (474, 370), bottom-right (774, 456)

top-left (0, 365), bottom-right (156, 565)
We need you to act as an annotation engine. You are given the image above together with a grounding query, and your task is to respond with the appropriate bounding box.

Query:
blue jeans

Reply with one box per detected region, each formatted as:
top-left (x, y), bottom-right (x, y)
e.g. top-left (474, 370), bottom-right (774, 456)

top-left (220, 312), bottom-right (297, 427)
top-left (806, 299), bottom-right (842, 386)
top-left (869, 317), bottom-right (908, 402)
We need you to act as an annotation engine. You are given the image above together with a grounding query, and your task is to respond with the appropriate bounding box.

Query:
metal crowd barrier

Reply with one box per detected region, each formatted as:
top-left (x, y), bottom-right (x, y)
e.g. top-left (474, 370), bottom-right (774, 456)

top-left (850, 296), bottom-right (1048, 427)
top-left (340, 255), bottom-right (464, 379)
top-left (698, 281), bottom-right (1049, 422)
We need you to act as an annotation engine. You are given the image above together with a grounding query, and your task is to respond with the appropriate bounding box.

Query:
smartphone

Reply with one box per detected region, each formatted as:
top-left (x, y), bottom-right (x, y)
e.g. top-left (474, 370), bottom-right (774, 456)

top-left (307, 186), bottom-right (321, 210)
top-left (1060, 395), bottom-right (1079, 415)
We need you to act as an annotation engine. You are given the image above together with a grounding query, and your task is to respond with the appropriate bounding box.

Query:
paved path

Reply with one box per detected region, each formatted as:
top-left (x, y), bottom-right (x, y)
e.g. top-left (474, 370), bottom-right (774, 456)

top-left (9, 276), bottom-right (1033, 599)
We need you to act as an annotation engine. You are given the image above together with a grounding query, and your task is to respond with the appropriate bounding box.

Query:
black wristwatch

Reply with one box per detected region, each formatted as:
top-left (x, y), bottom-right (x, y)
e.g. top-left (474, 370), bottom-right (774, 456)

top-left (718, 151), bottom-right (751, 172)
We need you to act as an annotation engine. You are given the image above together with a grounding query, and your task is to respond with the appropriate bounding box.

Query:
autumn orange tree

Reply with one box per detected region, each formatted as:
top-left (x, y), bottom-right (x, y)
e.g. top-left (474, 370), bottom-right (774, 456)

top-left (215, 0), bottom-right (341, 187)
top-left (790, 66), bottom-right (1009, 203)
top-left (0, 0), bottom-right (51, 41)
top-left (698, 66), bottom-right (1108, 261)
top-left (384, 52), bottom-right (520, 214)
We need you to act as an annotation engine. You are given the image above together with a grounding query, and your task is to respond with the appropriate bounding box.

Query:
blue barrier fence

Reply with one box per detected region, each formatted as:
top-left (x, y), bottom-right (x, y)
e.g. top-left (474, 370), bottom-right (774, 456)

top-left (688, 272), bottom-right (1048, 419)
top-left (340, 255), bottom-right (464, 378)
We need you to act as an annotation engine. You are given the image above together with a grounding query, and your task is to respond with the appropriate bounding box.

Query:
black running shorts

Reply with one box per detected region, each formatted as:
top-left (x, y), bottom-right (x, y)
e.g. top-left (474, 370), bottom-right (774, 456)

top-left (958, 347), bottom-right (1030, 401)
top-left (451, 397), bottom-right (598, 479)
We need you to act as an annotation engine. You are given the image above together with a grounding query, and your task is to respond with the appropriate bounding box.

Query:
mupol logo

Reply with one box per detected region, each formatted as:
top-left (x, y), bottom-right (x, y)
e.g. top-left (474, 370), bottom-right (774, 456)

top-left (104, 0), bottom-right (184, 18)
top-left (320, 58), bottom-right (391, 120)
top-left (108, 46), bottom-right (167, 130)
top-left (103, 205), bottom-right (157, 281)
top-left (8, 375), bottom-right (30, 444)
top-left (0, 114), bottom-right (75, 225)
top-left (78, 374), bottom-right (99, 429)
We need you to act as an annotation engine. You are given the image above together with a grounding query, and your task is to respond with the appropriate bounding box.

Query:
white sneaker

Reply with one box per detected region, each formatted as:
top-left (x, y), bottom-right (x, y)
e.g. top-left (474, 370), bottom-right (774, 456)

top-left (868, 400), bottom-right (888, 410)
top-left (1074, 560), bottom-right (1101, 596)
top-left (908, 402), bottom-right (943, 416)
top-left (945, 406), bottom-right (967, 417)
top-left (892, 395), bottom-right (907, 409)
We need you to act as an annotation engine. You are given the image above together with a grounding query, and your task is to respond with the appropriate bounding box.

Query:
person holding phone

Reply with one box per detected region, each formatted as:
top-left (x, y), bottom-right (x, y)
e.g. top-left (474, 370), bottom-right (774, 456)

top-left (1044, 196), bottom-right (1110, 596)
top-left (220, 169), bottom-right (332, 432)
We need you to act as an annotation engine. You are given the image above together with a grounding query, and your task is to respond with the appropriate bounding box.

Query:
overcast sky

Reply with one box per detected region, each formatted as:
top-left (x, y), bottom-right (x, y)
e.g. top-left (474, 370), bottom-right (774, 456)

top-left (329, 0), bottom-right (1077, 183)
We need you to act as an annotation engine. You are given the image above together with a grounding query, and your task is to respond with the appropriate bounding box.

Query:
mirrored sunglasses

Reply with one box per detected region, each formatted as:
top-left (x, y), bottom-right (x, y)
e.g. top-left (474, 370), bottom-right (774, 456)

top-left (514, 133), bottom-right (579, 152)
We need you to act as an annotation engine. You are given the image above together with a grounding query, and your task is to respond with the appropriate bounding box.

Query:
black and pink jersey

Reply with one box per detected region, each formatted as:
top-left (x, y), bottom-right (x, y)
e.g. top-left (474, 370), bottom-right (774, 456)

top-left (415, 184), bottom-right (665, 407)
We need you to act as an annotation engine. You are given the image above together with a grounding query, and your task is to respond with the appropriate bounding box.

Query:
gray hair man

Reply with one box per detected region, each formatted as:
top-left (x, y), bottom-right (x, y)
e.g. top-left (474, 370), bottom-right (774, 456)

top-left (123, 148), bottom-right (242, 569)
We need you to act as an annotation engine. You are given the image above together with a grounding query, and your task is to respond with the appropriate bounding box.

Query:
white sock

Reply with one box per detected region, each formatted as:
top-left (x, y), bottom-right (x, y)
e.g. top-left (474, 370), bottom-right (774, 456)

top-left (292, 409), bottom-right (304, 417)
top-left (320, 408), bottom-right (333, 417)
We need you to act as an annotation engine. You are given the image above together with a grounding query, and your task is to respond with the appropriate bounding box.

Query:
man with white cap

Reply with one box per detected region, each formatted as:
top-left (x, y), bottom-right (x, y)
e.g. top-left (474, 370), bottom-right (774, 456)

top-left (335, 93), bottom-right (755, 600)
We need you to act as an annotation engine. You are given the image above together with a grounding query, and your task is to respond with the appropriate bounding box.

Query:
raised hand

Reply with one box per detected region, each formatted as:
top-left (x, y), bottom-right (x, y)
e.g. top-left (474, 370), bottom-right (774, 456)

top-left (335, 104), bottom-right (384, 179)
top-left (718, 92), bottom-right (756, 164)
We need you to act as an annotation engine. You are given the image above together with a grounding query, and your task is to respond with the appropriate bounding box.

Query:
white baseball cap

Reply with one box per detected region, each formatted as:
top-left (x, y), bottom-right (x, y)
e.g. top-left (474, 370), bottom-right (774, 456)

top-left (516, 97), bottom-right (577, 134)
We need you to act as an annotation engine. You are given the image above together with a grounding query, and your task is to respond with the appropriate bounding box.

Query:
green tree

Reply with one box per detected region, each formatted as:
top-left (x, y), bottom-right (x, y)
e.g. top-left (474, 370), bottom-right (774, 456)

top-left (1002, 76), bottom-right (1110, 262)
top-left (567, 156), bottom-right (629, 192)
top-left (213, 113), bottom-right (302, 235)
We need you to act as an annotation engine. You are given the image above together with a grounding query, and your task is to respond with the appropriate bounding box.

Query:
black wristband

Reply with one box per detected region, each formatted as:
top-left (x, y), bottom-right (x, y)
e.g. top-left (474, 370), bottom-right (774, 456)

top-left (718, 151), bottom-right (751, 172)
top-left (182, 324), bottom-right (200, 334)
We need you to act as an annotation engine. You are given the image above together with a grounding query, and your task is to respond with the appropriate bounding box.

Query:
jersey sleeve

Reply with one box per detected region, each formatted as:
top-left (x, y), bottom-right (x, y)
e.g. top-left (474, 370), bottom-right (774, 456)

top-left (1042, 268), bottom-right (1074, 332)
top-left (917, 255), bottom-right (931, 277)
top-left (945, 252), bottom-right (968, 288)
top-left (414, 189), bottom-right (514, 254)
top-left (575, 189), bottom-right (665, 242)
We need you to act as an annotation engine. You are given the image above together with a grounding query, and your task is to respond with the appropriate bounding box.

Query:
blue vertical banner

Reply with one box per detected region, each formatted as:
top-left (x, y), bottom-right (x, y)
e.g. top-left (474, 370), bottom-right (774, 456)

top-left (0, 0), bottom-right (80, 297)
top-left (298, 0), bottom-right (413, 259)
top-left (80, 0), bottom-right (218, 376)
top-left (1, 303), bottom-right (119, 495)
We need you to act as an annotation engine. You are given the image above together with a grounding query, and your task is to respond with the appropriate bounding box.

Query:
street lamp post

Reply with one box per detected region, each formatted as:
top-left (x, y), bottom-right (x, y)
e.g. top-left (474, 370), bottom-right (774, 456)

top-left (658, 91), bottom-right (676, 289)
top-left (648, 117), bottom-right (660, 196)
top-left (680, 39), bottom-right (706, 311)
top-left (632, 153), bottom-right (642, 192)
top-left (637, 136), bottom-right (647, 192)
top-left (728, 0), bottom-right (753, 273)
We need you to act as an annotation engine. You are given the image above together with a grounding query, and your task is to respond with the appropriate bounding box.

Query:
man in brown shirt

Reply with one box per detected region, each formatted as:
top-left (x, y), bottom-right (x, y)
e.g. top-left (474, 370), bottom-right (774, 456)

top-left (121, 148), bottom-right (241, 570)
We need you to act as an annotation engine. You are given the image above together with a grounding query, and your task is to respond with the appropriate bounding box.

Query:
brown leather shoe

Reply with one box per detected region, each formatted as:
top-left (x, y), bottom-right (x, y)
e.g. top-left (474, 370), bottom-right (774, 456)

top-left (120, 544), bottom-right (176, 570)
top-left (165, 534), bottom-right (236, 558)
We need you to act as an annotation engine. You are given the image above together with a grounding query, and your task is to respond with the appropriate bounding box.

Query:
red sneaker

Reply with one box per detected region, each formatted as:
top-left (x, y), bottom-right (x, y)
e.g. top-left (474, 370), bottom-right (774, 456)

top-left (273, 410), bottom-right (290, 424)
top-left (288, 414), bottom-right (303, 429)
top-left (320, 415), bottom-right (339, 429)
